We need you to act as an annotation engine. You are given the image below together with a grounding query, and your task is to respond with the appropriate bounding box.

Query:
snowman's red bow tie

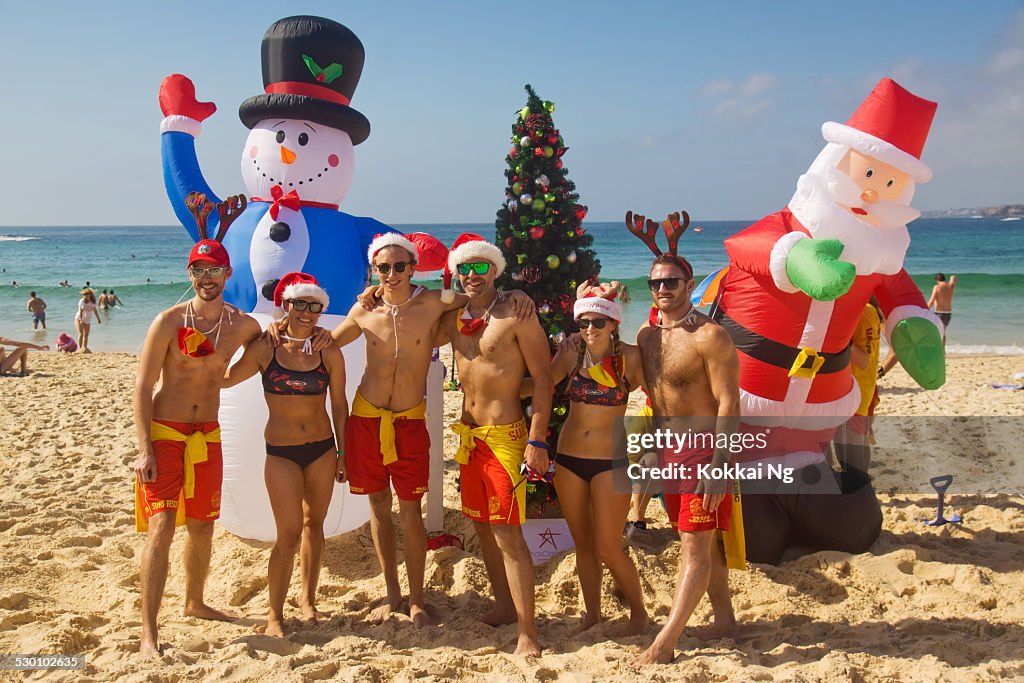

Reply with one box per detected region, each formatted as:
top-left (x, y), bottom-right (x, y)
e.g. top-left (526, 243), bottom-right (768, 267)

top-left (251, 186), bottom-right (339, 220)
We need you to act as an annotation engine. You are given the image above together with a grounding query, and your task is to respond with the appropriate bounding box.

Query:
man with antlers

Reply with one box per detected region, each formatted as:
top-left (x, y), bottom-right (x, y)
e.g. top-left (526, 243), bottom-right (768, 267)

top-left (626, 211), bottom-right (742, 666)
top-left (133, 192), bottom-right (261, 657)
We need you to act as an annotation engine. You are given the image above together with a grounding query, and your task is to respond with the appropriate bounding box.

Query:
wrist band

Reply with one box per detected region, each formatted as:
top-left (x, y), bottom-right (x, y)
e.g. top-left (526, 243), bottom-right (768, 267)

top-left (337, 449), bottom-right (345, 456)
top-left (527, 440), bottom-right (548, 450)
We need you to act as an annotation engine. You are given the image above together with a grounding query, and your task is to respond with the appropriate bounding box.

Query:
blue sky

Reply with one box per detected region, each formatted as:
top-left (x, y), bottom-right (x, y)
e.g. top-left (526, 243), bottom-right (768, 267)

top-left (2, 1), bottom-right (1023, 226)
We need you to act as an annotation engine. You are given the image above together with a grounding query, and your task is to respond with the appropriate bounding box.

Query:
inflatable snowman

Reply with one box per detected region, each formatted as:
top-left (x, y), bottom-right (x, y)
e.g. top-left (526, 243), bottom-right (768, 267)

top-left (158, 16), bottom-right (394, 540)
top-left (159, 15), bottom-right (393, 314)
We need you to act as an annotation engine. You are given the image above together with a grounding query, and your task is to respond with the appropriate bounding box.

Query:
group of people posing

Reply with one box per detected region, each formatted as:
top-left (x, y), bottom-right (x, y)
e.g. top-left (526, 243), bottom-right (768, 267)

top-left (132, 212), bottom-right (740, 666)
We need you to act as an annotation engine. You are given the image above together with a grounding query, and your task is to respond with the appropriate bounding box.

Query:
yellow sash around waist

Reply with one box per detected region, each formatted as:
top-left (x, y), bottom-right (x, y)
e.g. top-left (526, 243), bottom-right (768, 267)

top-left (134, 421), bottom-right (221, 532)
top-left (352, 390), bottom-right (426, 465)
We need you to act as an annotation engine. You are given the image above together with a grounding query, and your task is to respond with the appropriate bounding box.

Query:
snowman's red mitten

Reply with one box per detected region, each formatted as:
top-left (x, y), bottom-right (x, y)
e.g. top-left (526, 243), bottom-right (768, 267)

top-left (159, 74), bottom-right (217, 137)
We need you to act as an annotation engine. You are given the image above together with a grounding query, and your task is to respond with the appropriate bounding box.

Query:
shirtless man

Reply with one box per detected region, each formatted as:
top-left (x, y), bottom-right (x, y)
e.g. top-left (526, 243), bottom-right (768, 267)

top-left (927, 273), bottom-right (957, 344)
top-left (26, 292), bottom-right (47, 330)
top-left (632, 252), bottom-right (741, 667)
top-left (436, 234), bottom-right (553, 656)
top-left (314, 233), bottom-right (532, 629)
top-left (133, 195), bottom-right (259, 658)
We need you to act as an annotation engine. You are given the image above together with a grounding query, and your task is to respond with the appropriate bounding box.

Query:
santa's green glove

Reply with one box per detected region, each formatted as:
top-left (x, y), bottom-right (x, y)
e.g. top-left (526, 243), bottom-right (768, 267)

top-left (891, 317), bottom-right (945, 389)
top-left (785, 238), bottom-right (857, 301)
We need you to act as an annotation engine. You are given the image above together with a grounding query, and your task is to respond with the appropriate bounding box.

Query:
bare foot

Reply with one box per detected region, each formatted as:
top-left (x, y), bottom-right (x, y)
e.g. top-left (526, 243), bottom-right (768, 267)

top-left (570, 613), bottom-right (602, 635)
top-left (613, 611), bottom-right (650, 637)
top-left (300, 603), bottom-right (328, 624)
top-left (692, 620), bottom-right (738, 641)
top-left (631, 643), bottom-right (675, 667)
top-left (410, 603), bottom-right (435, 629)
top-left (265, 618), bottom-right (286, 638)
top-left (138, 639), bottom-right (161, 659)
top-left (367, 596), bottom-right (403, 624)
top-left (183, 603), bottom-right (237, 622)
top-left (514, 633), bottom-right (542, 657)
top-left (480, 605), bottom-right (517, 627)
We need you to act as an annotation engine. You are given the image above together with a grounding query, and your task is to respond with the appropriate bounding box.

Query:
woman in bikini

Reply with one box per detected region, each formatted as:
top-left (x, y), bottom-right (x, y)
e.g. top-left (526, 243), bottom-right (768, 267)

top-left (224, 272), bottom-right (347, 637)
top-left (524, 281), bottom-right (649, 634)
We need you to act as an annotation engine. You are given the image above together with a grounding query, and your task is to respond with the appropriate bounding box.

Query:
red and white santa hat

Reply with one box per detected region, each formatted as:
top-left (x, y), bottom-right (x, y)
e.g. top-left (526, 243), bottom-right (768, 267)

top-left (573, 281), bottom-right (622, 322)
top-left (367, 232), bottom-right (419, 264)
top-left (272, 272), bottom-right (329, 319)
top-left (821, 78), bottom-right (936, 183)
top-left (442, 233), bottom-right (506, 303)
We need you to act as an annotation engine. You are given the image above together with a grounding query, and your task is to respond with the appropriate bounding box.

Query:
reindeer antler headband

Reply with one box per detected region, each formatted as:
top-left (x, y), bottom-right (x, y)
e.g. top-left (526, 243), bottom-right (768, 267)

top-left (625, 210), bottom-right (693, 278)
top-left (186, 191), bottom-right (247, 243)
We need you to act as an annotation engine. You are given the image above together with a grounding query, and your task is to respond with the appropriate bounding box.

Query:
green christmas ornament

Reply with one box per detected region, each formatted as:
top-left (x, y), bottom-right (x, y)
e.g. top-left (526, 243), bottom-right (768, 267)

top-left (517, 253), bottom-right (527, 264)
top-left (569, 280), bottom-right (577, 290)
top-left (546, 255), bottom-right (560, 269)
top-left (543, 192), bottom-right (555, 203)
top-left (512, 182), bottom-right (523, 195)
top-left (543, 146), bottom-right (554, 158)
top-left (519, 216), bottom-right (529, 226)
top-left (532, 198), bottom-right (545, 211)
top-left (553, 404), bottom-right (567, 417)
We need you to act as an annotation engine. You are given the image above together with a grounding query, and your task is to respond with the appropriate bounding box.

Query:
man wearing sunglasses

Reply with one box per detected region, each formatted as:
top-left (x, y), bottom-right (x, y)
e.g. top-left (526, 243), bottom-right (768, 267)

top-left (633, 252), bottom-right (742, 666)
top-left (288, 233), bottom-right (533, 630)
top-left (133, 235), bottom-right (262, 657)
top-left (434, 234), bottom-right (553, 657)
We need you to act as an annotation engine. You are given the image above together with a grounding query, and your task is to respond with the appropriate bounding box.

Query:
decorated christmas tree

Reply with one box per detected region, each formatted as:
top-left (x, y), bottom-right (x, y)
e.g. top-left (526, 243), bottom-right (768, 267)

top-left (495, 84), bottom-right (600, 515)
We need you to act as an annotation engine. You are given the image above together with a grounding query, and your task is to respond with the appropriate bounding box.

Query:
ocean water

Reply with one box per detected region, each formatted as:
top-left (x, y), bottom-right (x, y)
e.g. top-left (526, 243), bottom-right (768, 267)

top-left (0, 218), bottom-right (1021, 353)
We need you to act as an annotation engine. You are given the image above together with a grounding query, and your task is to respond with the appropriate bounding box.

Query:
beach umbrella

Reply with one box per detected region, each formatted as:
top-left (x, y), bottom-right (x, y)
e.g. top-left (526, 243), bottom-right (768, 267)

top-left (691, 266), bottom-right (729, 306)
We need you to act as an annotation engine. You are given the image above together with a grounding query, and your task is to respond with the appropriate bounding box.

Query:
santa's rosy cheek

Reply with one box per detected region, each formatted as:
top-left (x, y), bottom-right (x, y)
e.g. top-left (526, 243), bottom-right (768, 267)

top-left (249, 146), bottom-right (259, 159)
top-left (327, 154), bottom-right (340, 167)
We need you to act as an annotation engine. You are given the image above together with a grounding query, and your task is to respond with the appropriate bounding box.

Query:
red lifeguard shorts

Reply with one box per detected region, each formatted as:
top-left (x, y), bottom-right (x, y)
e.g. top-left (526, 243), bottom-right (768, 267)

top-left (459, 420), bottom-right (528, 526)
top-left (345, 415), bottom-right (430, 500)
top-left (137, 419), bottom-right (222, 524)
top-left (661, 436), bottom-right (732, 533)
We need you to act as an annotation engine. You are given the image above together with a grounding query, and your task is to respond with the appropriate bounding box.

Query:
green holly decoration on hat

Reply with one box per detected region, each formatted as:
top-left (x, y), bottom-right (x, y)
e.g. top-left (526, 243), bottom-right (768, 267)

top-left (302, 54), bottom-right (344, 84)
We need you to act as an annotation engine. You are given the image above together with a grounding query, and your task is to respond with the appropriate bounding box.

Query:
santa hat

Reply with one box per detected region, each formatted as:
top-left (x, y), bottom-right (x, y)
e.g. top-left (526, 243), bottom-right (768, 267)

top-left (272, 272), bottom-right (329, 319)
top-left (188, 239), bottom-right (231, 268)
top-left (442, 233), bottom-right (506, 303)
top-left (573, 281), bottom-right (622, 322)
top-left (367, 233), bottom-right (418, 263)
top-left (821, 78), bottom-right (936, 183)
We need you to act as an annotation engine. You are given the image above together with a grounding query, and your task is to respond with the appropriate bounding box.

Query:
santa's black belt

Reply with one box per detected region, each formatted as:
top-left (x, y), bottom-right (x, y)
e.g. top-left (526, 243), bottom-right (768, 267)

top-left (712, 308), bottom-right (850, 379)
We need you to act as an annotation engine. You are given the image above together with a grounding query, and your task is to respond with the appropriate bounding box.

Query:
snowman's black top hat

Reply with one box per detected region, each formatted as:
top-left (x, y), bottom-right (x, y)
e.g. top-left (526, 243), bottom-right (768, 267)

top-left (239, 16), bottom-right (370, 145)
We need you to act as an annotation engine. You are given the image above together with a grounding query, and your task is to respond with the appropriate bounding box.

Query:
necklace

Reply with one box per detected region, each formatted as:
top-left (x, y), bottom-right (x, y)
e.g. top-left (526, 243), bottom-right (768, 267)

top-left (185, 301), bottom-right (227, 349)
top-left (465, 291), bottom-right (503, 322)
top-left (655, 304), bottom-right (698, 329)
top-left (382, 286), bottom-right (423, 358)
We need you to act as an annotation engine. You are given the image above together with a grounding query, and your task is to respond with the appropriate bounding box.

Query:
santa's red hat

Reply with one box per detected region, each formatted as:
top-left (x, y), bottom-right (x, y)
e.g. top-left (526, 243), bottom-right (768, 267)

top-left (187, 239), bottom-right (230, 268)
top-left (442, 234), bottom-right (506, 303)
top-left (573, 281), bottom-right (622, 322)
top-left (367, 233), bottom-right (419, 263)
top-left (273, 272), bottom-right (329, 319)
top-left (821, 78), bottom-right (936, 183)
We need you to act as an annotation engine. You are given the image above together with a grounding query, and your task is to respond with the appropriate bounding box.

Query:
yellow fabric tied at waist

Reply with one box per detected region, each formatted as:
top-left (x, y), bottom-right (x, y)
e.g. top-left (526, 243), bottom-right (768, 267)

top-left (352, 390), bottom-right (426, 465)
top-left (150, 421), bottom-right (220, 500)
top-left (451, 422), bottom-right (493, 466)
top-left (722, 481), bottom-right (747, 571)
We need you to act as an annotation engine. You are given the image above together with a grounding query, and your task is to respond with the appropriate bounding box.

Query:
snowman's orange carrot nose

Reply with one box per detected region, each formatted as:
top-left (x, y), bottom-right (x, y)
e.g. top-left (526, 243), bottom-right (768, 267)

top-left (280, 146), bottom-right (296, 164)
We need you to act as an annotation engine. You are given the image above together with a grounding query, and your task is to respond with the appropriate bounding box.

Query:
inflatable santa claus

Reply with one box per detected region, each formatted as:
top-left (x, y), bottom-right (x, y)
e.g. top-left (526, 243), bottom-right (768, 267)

top-left (713, 78), bottom-right (944, 563)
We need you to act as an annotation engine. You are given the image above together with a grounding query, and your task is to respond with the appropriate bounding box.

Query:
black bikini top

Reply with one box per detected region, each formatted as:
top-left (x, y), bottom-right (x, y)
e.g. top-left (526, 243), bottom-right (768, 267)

top-left (567, 355), bottom-right (631, 407)
top-left (261, 349), bottom-right (329, 396)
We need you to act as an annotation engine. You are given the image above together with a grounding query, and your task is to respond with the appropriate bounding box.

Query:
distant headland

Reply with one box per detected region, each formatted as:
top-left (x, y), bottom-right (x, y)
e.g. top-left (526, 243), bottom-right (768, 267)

top-left (922, 204), bottom-right (1024, 219)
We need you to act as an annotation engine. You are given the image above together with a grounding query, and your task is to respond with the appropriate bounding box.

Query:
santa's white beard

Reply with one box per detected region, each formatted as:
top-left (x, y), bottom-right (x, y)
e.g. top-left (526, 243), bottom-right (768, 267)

top-left (788, 174), bottom-right (912, 276)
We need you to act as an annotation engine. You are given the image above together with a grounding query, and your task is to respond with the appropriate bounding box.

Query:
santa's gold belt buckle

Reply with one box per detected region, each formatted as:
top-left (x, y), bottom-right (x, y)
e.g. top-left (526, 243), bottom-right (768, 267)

top-left (788, 347), bottom-right (825, 378)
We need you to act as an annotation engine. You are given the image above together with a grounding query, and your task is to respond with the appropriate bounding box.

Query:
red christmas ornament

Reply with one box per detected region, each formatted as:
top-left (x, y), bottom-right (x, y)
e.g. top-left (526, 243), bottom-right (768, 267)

top-left (533, 147), bottom-right (544, 158)
top-left (529, 226), bottom-right (545, 240)
top-left (574, 205), bottom-right (588, 220)
top-left (546, 132), bottom-right (559, 145)
top-left (557, 146), bottom-right (568, 157)
top-left (510, 146), bottom-right (518, 158)
top-left (554, 159), bottom-right (563, 171)
top-left (504, 236), bottom-right (513, 248)
top-left (576, 227), bottom-right (584, 237)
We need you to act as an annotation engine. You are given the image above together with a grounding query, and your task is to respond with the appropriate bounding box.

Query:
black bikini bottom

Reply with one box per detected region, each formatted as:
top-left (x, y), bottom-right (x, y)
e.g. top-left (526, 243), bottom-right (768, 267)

top-left (556, 452), bottom-right (629, 483)
top-left (266, 436), bottom-right (336, 469)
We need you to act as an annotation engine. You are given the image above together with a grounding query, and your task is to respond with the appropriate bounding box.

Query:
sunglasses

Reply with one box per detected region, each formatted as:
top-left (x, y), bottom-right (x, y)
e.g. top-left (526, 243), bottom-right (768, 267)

top-left (519, 461), bottom-right (556, 484)
top-left (190, 266), bottom-right (227, 278)
top-left (648, 277), bottom-right (681, 291)
top-left (457, 262), bottom-right (491, 276)
top-left (287, 299), bottom-right (324, 313)
top-left (374, 261), bottom-right (412, 275)
top-left (577, 318), bottom-right (610, 330)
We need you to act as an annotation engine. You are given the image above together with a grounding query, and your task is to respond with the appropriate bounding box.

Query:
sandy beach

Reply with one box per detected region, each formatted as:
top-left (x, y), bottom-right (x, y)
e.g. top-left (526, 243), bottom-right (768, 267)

top-left (1, 351), bottom-right (1023, 681)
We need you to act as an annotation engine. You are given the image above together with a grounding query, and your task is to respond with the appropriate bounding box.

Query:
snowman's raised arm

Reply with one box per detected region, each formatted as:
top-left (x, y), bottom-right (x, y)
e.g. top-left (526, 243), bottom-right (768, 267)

top-left (159, 75), bottom-right (222, 242)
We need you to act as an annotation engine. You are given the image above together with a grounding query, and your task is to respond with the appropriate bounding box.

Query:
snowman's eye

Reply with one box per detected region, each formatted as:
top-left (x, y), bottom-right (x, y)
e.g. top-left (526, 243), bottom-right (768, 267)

top-left (275, 130), bottom-right (286, 144)
top-left (865, 167), bottom-right (875, 178)
top-left (886, 178), bottom-right (895, 188)
top-left (298, 132), bottom-right (309, 146)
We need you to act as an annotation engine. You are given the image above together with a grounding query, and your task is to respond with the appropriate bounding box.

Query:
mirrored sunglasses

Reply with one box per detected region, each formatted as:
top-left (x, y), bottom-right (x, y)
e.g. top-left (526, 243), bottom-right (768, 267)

top-left (287, 299), bottom-right (324, 313)
top-left (457, 262), bottom-right (491, 276)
